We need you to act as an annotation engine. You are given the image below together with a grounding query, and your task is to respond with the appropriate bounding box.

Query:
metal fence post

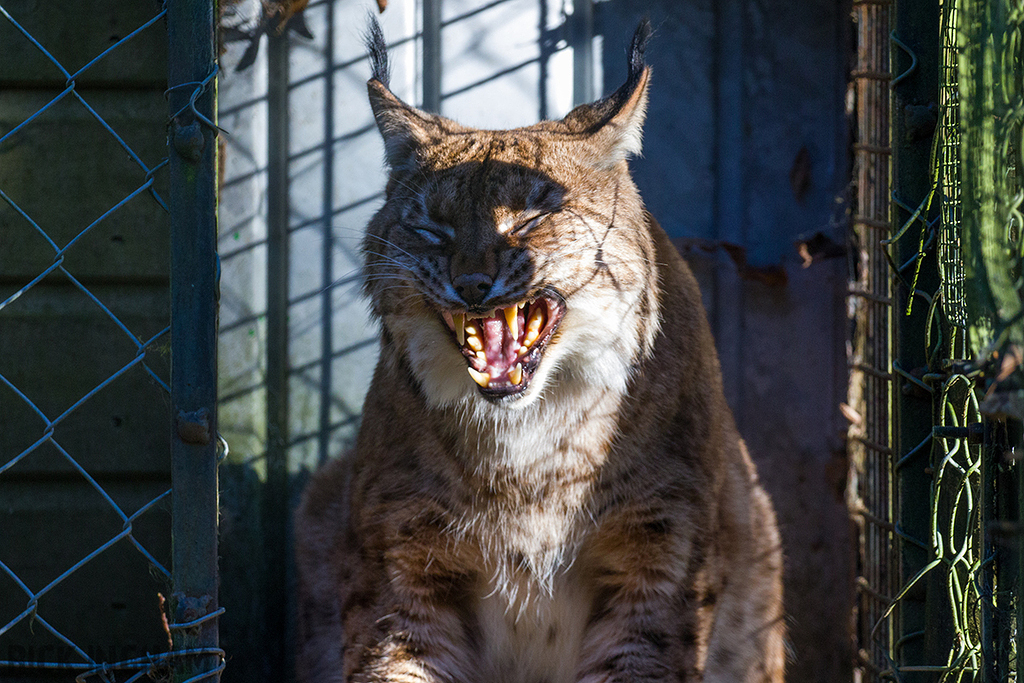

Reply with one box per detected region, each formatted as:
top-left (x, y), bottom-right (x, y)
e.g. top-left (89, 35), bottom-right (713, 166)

top-left (265, 27), bottom-right (291, 683)
top-left (167, 0), bottom-right (221, 681)
top-left (891, 0), bottom-right (941, 678)
top-left (981, 420), bottom-right (1017, 682)
top-left (849, 2), bottom-right (894, 675)
top-left (422, 0), bottom-right (442, 113)
top-left (1019, 449), bottom-right (1023, 683)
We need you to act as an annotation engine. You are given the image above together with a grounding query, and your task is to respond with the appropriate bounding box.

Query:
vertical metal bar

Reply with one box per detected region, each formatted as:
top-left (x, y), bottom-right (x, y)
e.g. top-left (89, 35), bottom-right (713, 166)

top-left (1000, 446), bottom-right (1016, 683)
top-left (891, 0), bottom-right (939, 679)
top-left (570, 0), bottom-right (593, 107)
top-left (851, 0), bottom-right (892, 674)
top-left (318, 3), bottom-right (336, 470)
top-left (982, 419), bottom-right (1020, 682)
top-left (981, 421), bottom-right (998, 683)
top-left (265, 27), bottom-right (291, 683)
top-left (537, 0), bottom-right (549, 120)
top-left (1018, 442), bottom-right (1023, 683)
top-left (167, 0), bottom-right (220, 680)
top-left (422, 0), bottom-right (442, 112)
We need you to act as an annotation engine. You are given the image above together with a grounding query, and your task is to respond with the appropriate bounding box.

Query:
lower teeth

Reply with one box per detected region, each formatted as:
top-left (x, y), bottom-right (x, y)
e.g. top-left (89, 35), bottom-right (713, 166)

top-left (468, 367), bottom-right (491, 387)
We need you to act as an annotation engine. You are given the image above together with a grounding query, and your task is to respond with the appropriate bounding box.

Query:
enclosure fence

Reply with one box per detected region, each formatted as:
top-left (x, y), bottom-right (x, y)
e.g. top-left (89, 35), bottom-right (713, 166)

top-left (850, 0), bottom-right (896, 676)
top-left (853, 0), bottom-right (1024, 680)
top-left (0, 1), bottom-right (221, 682)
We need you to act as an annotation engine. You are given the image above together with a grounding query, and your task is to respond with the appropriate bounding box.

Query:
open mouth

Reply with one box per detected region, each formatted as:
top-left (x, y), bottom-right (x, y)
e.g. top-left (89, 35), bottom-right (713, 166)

top-left (440, 290), bottom-right (566, 399)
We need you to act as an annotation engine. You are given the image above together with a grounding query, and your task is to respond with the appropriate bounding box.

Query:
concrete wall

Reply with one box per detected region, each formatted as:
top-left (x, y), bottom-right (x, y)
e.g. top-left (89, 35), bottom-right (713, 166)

top-left (597, 2), bottom-right (854, 679)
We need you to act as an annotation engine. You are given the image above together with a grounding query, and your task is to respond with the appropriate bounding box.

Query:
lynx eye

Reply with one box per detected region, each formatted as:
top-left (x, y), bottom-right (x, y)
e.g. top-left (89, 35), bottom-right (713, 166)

top-left (512, 212), bottom-right (551, 235)
top-left (406, 224), bottom-right (450, 246)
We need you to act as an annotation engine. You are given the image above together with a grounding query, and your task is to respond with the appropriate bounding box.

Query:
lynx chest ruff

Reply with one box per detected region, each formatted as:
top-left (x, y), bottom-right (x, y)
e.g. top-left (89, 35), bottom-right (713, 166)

top-left (295, 18), bottom-right (786, 683)
top-left (474, 568), bottom-right (593, 683)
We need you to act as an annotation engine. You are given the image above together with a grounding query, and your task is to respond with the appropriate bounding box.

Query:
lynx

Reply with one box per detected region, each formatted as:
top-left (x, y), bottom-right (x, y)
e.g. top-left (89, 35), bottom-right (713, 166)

top-left (295, 19), bottom-right (785, 683)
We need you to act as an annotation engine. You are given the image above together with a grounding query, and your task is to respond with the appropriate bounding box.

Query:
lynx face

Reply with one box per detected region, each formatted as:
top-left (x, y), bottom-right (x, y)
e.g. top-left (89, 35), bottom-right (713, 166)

top-left (362, 30), bottom-right (657, 409)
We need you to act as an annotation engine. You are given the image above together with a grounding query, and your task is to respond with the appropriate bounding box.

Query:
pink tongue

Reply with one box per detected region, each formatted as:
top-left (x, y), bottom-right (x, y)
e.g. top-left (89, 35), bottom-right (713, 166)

top-left (481, 317), bottom-right (516, 378)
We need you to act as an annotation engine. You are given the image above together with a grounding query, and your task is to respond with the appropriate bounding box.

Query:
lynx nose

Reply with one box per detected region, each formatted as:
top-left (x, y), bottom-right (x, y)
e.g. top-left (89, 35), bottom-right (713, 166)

top-left (453, 272), bottom-right (493, 307)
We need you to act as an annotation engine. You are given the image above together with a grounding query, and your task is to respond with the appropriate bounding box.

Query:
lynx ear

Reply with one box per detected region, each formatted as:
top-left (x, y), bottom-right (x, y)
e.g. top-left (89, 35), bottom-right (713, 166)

top-left (365, 18), bottom-right (440, 170)
top-left (367, 82), bottom-right (434, 170)
top-left (560, 19), bottom-right (652, 168)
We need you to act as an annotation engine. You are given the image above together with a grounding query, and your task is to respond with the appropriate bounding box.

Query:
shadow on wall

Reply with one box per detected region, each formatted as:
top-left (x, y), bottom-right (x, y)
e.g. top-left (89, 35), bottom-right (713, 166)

top-left (218, 463), bottom-right (308, 682)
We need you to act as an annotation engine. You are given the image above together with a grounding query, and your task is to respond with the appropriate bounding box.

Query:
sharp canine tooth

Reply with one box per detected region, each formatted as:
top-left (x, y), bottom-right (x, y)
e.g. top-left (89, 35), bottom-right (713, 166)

top-left (453, 313), bottom-right (465, 346)
top-left (468, 367), bottom-right (491, 387)
top-left (467, 335), bottom-right (483, 351)
top-left (504, 306), bottom-right (518, 339)
top-left (509, 363), bottom-right (523, 385)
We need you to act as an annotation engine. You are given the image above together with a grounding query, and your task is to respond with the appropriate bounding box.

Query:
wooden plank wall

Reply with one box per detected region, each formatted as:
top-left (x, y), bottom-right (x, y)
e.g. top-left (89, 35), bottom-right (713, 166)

top-left (0, 1), bottom-right (172, 677)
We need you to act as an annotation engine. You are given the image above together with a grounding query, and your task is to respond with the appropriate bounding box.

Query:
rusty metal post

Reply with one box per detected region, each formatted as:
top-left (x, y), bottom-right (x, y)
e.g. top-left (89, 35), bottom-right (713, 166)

top-left (167, 0), bottom-right (221, 680)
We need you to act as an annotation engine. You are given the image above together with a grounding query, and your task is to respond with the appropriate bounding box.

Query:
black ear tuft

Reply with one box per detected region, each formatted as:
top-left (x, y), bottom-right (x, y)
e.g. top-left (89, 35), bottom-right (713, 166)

top-left (556, 19), bottom-right (652, 165)
top-left (364, 16), bottom-right (391, 88)
top-left (627, 19), bottom-right (652, 85)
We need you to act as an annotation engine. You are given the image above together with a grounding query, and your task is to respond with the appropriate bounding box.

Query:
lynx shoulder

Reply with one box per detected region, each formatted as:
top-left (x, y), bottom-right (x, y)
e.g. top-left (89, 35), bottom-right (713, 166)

top-left (296, 19), bottom-right (785, 683)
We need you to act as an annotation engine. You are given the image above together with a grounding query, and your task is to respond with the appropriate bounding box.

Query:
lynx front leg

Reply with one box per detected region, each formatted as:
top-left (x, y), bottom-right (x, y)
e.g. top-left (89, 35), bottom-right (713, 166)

top-left (575, 519), bottom-right (717, 683)
top-left (304, 567), bottom-right (480, 683)
top-left (575, 581), bottom-right (712, 683)
top-left (296, 460), bottom-right (480, 683)
top-left (343, 571), bottom-right (481, 683)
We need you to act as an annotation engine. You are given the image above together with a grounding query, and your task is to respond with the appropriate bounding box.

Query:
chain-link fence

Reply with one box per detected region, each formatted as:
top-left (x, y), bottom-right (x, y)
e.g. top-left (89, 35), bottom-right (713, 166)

top-left (0, 1), bottom-right (221, 681)
top-left (852, 0), bottom-right (1024, 680)
top-left (850, 0), bottom-right (895, 676)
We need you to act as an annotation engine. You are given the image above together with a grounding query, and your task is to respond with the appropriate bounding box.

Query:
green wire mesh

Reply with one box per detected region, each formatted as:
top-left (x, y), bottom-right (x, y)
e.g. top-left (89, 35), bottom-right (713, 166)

top-left (854, 0), bottom-right (1022, 680)
top-left (941, 0), bottom-right (968, 329)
